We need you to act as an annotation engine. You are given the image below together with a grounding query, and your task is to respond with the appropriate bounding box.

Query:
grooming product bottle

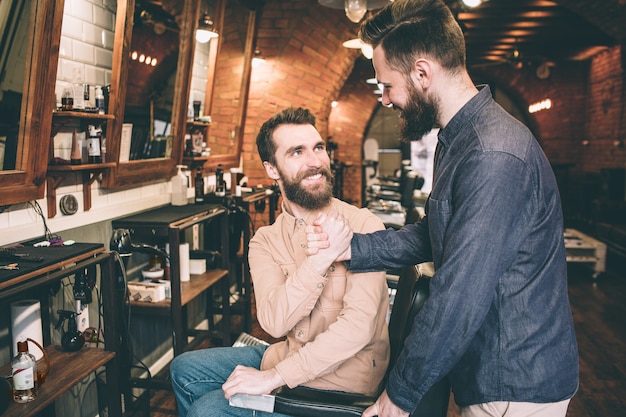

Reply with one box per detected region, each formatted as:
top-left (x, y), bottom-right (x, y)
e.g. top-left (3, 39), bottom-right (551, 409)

top-left (215, 164), bottom-right (225, 197)
top-left (195, 168), bottom-right (205, 204)
top-left (171, 165), bottom-right (188, 206)
top-left (11, 339), bottom-right (37, 403)
top-left (95, 86), bottom-right (105, 114)
top-left (87, 125), bottom-right (102, 164)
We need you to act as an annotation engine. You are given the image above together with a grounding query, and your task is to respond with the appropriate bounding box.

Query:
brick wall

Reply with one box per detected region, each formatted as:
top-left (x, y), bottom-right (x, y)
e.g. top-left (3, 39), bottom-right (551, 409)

top-left (584, 46), bottom-right (626, 173)
top-left (215, 1), bottom-right (625, 217)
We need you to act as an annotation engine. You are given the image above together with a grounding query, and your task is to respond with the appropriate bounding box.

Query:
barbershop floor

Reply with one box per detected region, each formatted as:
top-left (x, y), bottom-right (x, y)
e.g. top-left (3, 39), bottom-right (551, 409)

top-left (137, 261), bottom-right (626, 417)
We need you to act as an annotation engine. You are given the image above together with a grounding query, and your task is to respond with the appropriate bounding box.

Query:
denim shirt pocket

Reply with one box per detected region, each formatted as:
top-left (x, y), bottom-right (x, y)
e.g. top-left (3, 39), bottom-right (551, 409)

top-left (426, 196), bottom-right (452, 264)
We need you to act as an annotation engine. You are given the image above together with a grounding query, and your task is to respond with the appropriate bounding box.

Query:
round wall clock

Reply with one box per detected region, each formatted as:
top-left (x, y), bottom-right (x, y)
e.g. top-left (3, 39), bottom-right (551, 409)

top-left (59, 194), bottom-right (79, 215)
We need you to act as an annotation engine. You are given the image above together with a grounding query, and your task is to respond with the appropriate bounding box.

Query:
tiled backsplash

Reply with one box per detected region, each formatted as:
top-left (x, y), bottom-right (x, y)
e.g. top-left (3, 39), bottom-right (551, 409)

top-left (0, 0), bottom-right (180, 246)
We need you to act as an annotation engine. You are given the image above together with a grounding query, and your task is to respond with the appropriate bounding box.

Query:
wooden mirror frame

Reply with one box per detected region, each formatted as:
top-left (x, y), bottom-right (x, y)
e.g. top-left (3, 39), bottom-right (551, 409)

top-left (104, 0), bottom-right (196, 189)
top-left (0, 0), bottom-right (63, 206)
top-left (186, 0), bottom-right (258, 172)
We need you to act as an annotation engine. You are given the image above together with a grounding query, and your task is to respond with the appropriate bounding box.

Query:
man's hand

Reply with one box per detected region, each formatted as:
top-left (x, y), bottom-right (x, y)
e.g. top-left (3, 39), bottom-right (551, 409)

top-left (362, 390), bottom-right (409, 417)
top-left (305, 211), bottom-right (352, 262)
top-left (222, 366), bottom-right (284, 400)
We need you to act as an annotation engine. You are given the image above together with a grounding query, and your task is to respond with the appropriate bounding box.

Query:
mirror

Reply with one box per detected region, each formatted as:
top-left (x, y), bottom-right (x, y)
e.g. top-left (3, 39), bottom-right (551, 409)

top-left (104, 0), bottom-right (196, 188)
top-left (189, 0), bottom-right (257, 171)
top-left (183, 0), bottom-right (262, 171)
top-left (0, 0), bottom-right (63, 205)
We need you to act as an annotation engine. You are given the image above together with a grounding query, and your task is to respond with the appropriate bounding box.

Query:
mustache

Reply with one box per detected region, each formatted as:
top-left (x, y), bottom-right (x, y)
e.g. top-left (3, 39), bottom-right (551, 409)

top-left (296, 167), bottom-right (333, 182)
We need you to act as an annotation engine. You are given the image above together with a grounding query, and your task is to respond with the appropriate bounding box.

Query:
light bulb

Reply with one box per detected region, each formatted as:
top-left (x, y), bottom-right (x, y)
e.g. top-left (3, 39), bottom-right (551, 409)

top-left (345, 0), bottom-right (367, 23)
top-left (361, 43), bottom-right (373, 59)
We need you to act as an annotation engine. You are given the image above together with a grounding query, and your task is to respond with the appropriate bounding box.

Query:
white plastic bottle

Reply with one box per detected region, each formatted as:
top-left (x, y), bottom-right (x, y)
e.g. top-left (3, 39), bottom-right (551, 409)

top-left (171, 165), bottom-right (188, 206)
top-left (95, 86), bottom-right (105, 114)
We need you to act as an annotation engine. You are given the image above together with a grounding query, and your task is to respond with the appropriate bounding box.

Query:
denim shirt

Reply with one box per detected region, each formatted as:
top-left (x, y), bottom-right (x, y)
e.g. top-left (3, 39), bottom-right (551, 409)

top-left (350, 86), bottom-right (579, 410)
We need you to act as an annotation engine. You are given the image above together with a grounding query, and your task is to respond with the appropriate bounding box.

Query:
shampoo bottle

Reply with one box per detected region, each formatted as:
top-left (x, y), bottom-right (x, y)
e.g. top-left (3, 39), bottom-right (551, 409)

top-left (171, 165), bottom-right (188, 206)
top-left (11, 339), bottom-right (37, 403)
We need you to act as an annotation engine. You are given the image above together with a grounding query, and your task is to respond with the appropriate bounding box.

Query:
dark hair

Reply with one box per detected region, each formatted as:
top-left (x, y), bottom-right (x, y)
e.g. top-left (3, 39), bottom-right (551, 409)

top-left (359, 0), bottom-right (466, 75)
top-left (256, 107), bottom-right (317, 165)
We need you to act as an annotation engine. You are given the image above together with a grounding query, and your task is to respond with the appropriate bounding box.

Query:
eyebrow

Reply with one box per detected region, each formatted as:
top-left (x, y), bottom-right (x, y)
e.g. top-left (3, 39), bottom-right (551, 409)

top-left (284, 140), bottom-right (325, 156)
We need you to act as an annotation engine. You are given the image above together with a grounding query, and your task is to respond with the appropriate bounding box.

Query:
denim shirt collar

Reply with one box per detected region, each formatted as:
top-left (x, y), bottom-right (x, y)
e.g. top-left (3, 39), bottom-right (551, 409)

top-left (437, 84), bottom-right (492, 149)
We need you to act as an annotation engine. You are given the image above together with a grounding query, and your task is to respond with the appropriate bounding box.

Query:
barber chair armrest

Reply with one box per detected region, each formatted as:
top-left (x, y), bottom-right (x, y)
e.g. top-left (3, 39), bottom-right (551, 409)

top-left (229, 387), bottom-right (374, 417)
top-left (273, 386), bottom-right (375, 417)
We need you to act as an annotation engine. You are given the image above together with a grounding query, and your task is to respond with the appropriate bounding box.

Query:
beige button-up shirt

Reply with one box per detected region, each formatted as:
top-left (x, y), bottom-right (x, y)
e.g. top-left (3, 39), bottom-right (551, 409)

top-left (249, 198), bottom-right (390, 396)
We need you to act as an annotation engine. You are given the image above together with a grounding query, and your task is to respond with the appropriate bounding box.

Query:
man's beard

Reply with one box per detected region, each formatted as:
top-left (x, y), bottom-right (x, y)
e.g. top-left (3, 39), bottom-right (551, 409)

top-left (398, 83), bottom-right (439, 142)
top-left (280, 166), bottom-right (334, 210)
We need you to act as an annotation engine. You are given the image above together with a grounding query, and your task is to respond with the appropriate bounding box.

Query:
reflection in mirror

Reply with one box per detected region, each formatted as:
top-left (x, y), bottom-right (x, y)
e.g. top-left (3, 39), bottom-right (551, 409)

top-left (207, 0), bottom-right (256, 165)
top-left (185, 0), bottom-right (218, 160)
top-left (188, 0), bottom-right (217, 121)
top-left (0, 0), bottom-right (31, 171)
top-left (106, 0), bottom-right (193, 188)
top-left (0, 0), bottom-right (61, 206)
top-left (122, 0), bottom-right (182, 160)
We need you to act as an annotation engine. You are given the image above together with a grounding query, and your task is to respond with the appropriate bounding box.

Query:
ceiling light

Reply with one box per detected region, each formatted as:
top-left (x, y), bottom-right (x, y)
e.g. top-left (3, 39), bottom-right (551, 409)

top-left (461, 0), bottom-right (482, 7)
top-left (318, 0), bottom-right (391, 23)
top-left (196, 14), bottom-right (218, 44)
top-left (345, 0), bottom-right (367, 23)
top-left (342, 38), bottom-right (373, 59)
top-left (252, 48), bottom-right (265, 68)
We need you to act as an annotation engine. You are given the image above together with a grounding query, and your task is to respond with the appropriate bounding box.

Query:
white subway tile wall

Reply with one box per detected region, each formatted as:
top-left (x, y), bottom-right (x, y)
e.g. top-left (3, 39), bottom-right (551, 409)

top-left (0, 0), bottom-right (170, 245)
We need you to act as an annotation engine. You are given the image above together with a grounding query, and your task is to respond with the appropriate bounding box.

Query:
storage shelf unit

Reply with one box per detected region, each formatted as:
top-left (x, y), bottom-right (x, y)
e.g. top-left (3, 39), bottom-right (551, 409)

top-left (0, 246), bottom-right (122, 417)
top-left (111, 203), bottom-right (232, 356)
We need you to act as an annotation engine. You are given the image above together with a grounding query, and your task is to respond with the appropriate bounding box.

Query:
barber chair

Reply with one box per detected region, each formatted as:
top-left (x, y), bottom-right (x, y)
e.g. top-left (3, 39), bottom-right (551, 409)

top-left (231, 265), bottom-right (450, 416)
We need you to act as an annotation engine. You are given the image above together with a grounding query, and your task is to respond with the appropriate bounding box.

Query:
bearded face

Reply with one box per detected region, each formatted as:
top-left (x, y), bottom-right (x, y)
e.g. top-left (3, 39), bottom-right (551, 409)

top-left (398, 81), bottom-right (440, 142)
top-left (278, 165), bottom-right (334, 210)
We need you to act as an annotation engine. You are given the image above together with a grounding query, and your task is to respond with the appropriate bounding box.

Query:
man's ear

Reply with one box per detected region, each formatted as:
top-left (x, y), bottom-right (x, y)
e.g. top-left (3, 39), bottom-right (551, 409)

top-left (263, 161), bottom-right (280, 181)
top-left (411, 58), bottom-right (432, 90)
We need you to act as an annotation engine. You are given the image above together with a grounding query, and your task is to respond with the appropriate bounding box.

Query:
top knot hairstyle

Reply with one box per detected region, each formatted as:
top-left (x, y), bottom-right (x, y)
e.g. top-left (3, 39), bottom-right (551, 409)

top-left (359, 0), bottom-right (466, 75)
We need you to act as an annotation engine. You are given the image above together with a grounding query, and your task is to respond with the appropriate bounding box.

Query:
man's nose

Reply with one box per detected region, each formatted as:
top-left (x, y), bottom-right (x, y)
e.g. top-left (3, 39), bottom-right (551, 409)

top-left (381, 90), bottom-right (392, 107)
top-left (305, 150), bottom-right (323, 167)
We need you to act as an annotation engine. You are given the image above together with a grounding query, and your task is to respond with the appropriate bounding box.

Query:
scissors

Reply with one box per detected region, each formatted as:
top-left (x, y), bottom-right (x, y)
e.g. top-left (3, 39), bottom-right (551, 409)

top-left (0, 263), bottom-right (19, 270)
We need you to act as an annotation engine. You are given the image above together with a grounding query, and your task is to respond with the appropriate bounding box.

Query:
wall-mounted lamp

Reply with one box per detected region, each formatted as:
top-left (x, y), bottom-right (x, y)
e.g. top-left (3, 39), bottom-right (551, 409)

top-left (196, 14), bottom-right (219, 44)
top-left (343, 38), bottom-right (373, 59)
top-left (252, 48), bottom-right (266, 68)
top-left (319, 0), bottom-right (391, 23)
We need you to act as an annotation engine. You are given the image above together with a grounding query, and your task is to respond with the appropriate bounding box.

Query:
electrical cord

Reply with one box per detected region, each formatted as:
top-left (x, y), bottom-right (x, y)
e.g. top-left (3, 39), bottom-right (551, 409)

top-left (28, 200), bottom-right (58, 241)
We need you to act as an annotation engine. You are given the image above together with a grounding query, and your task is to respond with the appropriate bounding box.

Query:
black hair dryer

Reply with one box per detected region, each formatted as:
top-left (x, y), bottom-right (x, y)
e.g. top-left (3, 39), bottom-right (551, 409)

top-left (55, 310), bottom-right (84, 352)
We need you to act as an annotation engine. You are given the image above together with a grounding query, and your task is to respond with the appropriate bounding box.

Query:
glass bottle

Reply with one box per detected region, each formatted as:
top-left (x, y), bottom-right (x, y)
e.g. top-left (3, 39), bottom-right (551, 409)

top-left (215, 164), bottom-right (225, 197)
top-left (195, 168), bottom-right (205, 204)
top-left (11, 339), bottom-right (37, 403)
top-left (61, 87), bottom-right (74, 111)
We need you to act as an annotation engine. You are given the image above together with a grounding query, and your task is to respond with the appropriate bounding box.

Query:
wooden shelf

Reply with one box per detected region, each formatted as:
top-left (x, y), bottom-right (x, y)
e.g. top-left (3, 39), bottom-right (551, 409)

top-left (186, 120), bottom-right (211, 127)
top-left (0, 250), bottom-right (122, 417)
top-left (130, 268), bottom-right (228, 312)
top-left (51, 111), bottom-right (115, 137)
top-left (46, 163), bottom-right (116, 218)
top-left (0, 346), bottom-right (115, 417)
top-left (53, 111), bottom-right (115, 120)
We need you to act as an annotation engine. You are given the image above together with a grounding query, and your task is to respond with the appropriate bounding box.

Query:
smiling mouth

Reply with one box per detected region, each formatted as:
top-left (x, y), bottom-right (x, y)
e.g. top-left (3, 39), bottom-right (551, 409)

top-left (304, 172), bottom-right (323, 181)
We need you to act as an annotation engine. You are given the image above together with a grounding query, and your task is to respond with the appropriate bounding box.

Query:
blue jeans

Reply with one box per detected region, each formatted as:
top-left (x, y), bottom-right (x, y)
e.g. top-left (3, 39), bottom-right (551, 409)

top-left (170, 345), bottom-right (292, 417)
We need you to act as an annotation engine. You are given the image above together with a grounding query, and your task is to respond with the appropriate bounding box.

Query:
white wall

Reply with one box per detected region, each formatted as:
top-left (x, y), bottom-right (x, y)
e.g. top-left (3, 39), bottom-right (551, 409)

top-left (0, 0), bottom-right (196, 247)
